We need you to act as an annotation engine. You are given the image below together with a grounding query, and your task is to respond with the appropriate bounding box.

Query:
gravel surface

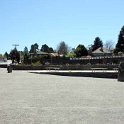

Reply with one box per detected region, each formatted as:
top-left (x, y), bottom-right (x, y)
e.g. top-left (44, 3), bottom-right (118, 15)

top-left (0, 68), bottom-right (124, 124)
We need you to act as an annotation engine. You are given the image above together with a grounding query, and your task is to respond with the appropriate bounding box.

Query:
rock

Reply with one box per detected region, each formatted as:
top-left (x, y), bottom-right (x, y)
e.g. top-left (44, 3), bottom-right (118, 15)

top-left (7, 65), bottom-right (12, 73)
top-left (118, 61), bottom-right (124, 81)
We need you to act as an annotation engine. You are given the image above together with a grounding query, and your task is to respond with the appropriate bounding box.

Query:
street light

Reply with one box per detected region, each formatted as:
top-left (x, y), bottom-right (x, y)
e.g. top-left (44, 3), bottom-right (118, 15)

top-left (12, 44), bottom-right (21, 64)
top-left (12, 44), bottom-right (19, 49)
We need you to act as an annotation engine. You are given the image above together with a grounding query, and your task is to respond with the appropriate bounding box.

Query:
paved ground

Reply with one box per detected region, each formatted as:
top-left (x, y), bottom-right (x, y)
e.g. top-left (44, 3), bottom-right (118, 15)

top-left (0, 68), bottom-right (124, 124)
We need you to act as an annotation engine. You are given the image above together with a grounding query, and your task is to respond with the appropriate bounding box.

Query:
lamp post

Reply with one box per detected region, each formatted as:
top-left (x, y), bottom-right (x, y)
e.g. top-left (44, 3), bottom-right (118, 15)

top-left (12, 44), bottom-right (19, 49)
top-left (12, 44), bottom-right (19, 64)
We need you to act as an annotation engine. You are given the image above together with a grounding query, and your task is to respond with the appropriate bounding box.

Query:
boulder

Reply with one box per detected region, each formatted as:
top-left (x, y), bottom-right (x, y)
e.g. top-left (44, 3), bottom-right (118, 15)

top-left (7, 65), bottom-right (12, 73)
top-left (118, 61), bottom-right (124, 81)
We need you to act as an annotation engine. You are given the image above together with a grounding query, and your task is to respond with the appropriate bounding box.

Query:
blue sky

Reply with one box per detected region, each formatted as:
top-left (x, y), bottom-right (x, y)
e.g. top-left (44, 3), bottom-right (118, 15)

top-left (0, 0), bottom-right (124, 54)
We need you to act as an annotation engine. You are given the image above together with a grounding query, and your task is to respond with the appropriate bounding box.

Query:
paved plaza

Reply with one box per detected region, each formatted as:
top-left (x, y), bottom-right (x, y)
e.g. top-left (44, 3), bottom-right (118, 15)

top-left (0, 68), bottom-right (124, 124)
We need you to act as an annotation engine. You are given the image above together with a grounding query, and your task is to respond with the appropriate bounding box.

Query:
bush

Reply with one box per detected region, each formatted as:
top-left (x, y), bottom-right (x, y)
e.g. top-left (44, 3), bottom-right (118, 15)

top-left (32, 61), bottom-right (42, 66)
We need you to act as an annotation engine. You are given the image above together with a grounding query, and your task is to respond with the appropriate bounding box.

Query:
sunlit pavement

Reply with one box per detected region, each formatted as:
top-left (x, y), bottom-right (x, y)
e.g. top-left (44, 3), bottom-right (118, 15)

top-left (0, 68), bottom-right (124, 124)
top-left (28, 69), bottom-right (118, 73)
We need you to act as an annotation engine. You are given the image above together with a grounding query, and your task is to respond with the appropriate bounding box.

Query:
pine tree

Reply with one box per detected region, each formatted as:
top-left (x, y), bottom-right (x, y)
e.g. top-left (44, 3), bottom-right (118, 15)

top-left (29, 43), bottom-right (39, 53)
top-left (115, 26), bottom-right (124, 53)
top-left (92, 37), bottom-right (103, 51)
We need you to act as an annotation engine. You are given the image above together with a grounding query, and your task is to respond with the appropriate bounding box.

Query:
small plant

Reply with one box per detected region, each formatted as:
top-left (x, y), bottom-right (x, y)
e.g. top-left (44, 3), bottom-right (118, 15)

top-left (31, 61), bottom-right (42, 66)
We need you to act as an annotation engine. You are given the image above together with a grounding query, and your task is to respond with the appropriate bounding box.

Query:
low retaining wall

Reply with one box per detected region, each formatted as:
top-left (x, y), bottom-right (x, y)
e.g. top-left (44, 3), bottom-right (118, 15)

top-left (32, 71), bottom-right (118, 79)
top-left (12, 64), bottom-right (118, 70)
top-left (12, 65), bottom-right (46, 70)
top-left (0, 65), bottom-right (7, 68)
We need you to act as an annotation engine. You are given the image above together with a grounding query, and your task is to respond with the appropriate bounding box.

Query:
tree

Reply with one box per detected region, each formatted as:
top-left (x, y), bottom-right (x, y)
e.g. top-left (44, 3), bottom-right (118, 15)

top-left (66, 52), bottom-right (76, 58)
top-left (10, 48), bottom-right (20, 63)
top-left (66, 48), bottom-right (76, 58)
top-left (104, 40), bottom-right (114, 50)
top-left (57, 41), bottom-right (69, 55)
top-left (23, 47), bottom-right (29, 64)
top-left (75, 44), bottom-right (88, 57)
top-left (115, 26), bottom-right (124, 53)
top-left (0, 54), bottom-right (3, 58)
top-left (49, 47), bottom-right (54, 53)
top-left (87, 44), bottom-right (93, 55)
top-left (24, 46), bottom-right (28, 55)
top-left (29, 43), bottom-right (39, 53)
top-left (92, 37), bottom-right (103, 51)
top-left (41, 44), bottom-right (54, 53)
top-left (4, 52), bottom-right (9, 59)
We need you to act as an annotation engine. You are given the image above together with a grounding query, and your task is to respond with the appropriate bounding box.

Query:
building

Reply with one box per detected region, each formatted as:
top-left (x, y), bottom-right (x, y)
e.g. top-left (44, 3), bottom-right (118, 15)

top-left (92, 47), bottom-right (112, 57)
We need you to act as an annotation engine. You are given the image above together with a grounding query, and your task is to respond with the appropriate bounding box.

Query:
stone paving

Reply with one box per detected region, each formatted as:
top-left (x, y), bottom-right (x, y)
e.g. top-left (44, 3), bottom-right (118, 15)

top-left (0, 68), bottom-right (124, 124)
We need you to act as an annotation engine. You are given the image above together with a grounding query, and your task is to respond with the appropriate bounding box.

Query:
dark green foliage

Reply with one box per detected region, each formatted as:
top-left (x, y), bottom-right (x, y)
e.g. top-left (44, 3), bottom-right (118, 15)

top-left (75, 44), bottom-right (88, 57)
top-left (23, 54), bottom-right (30, 64)
top-left (4, 52), bottom-right (9, 59)
top-left (41, 44), bottom-right (54, 53)
top-left (49, 47), bottom-right (54, 53)
top-left (92, 37), bottom-right (103, 51)
top-left (10, 48), bottom-right (20, 63)
top-left (29, 43), bottom-right (39, 53)
top-left (24, 46), bottom-right (28, 55)
top-left (115, 26), bottom-right (124, 53)
top-left (23, 47), bottom-right (29, 64)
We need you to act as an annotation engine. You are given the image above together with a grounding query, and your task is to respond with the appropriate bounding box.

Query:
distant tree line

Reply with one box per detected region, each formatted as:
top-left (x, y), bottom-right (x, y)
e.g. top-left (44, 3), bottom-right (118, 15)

top-left (3, 25), bottom-right (124, 64)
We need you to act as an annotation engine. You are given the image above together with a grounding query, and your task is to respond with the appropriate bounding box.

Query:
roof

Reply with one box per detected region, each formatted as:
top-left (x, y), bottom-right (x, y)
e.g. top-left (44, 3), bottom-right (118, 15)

top-left (50, 53), bottom-right (59, 57)
top-left (30, 51), bottom-right (48, 55)
top-left (92, 47), bottom-right (111, 54)
top-left (36, 51), bottom-right (48, 55)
